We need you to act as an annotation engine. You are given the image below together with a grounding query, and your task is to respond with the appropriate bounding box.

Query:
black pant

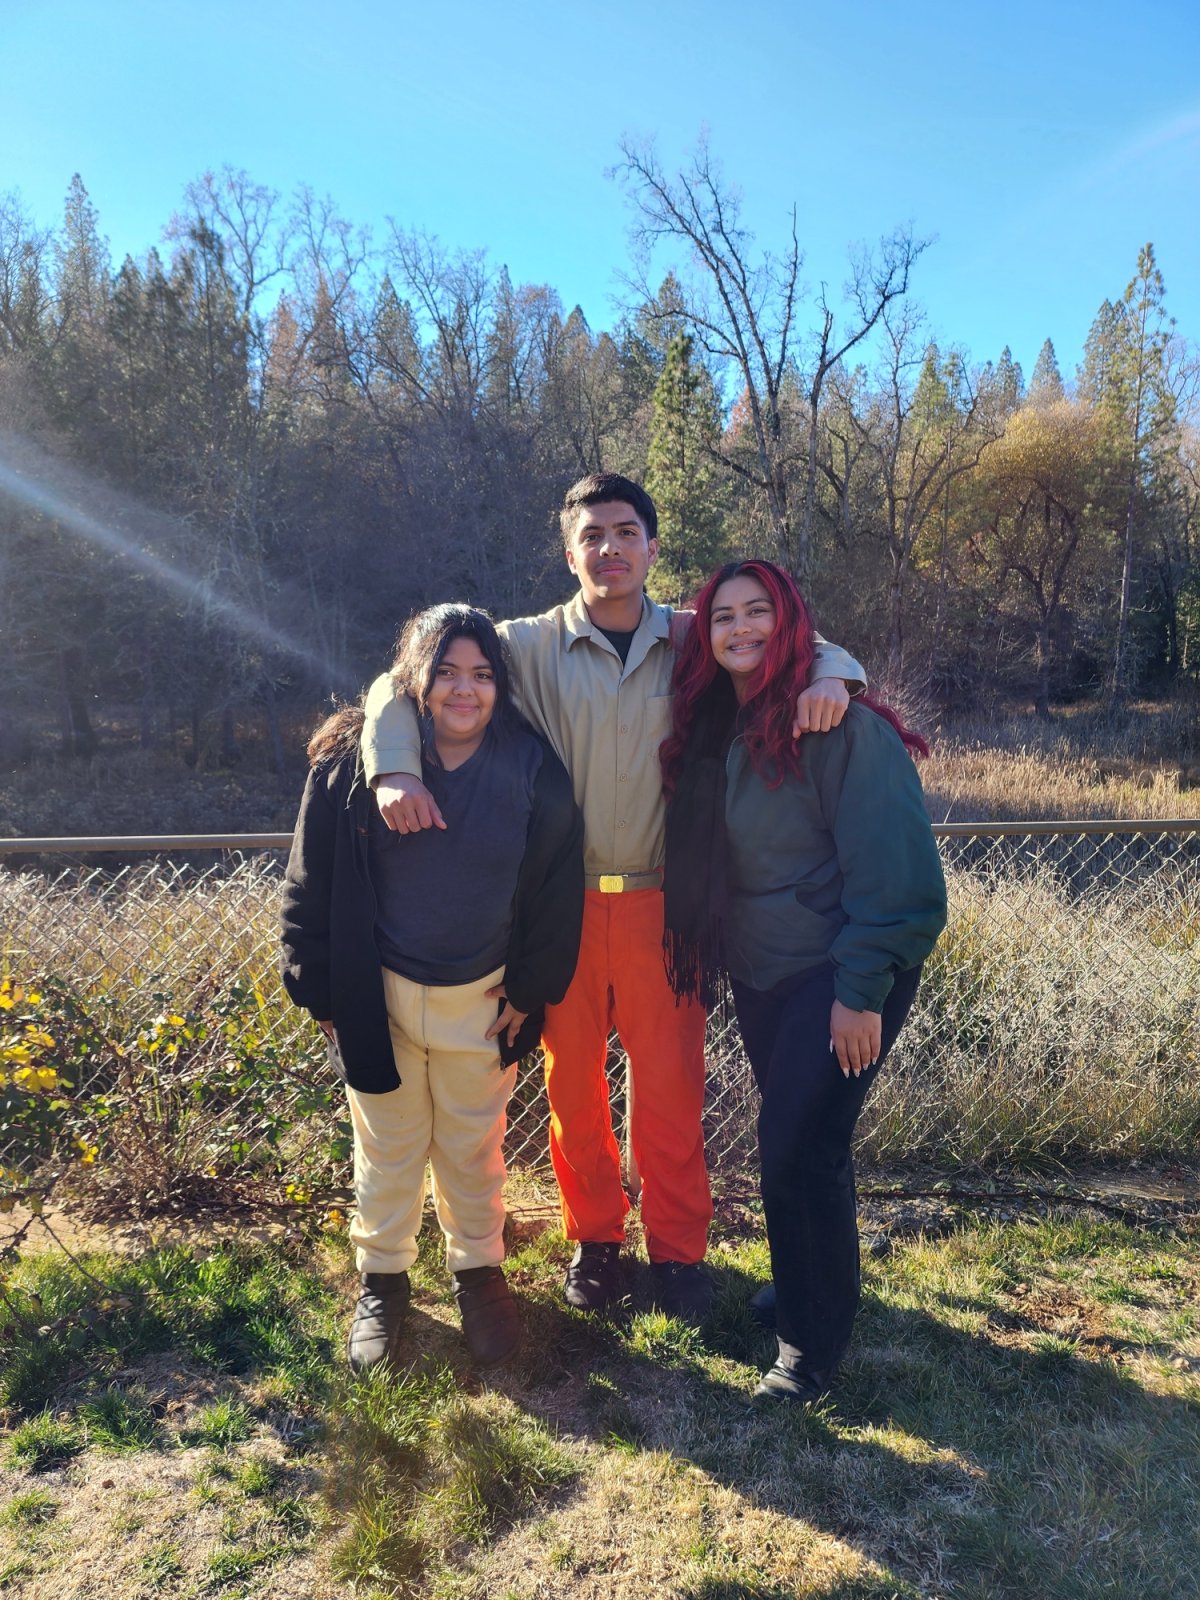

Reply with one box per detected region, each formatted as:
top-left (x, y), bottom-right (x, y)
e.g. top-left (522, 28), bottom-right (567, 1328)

top-left (731, 961), bottom-right (921, 1372)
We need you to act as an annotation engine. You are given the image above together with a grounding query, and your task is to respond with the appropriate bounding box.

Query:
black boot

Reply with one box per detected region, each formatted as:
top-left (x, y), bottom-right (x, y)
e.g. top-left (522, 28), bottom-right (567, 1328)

top-left (563, 1242), bottom-right (622, 1312)
top-left (452, 1265), bottom-right (520, 1366)
top-left (347, 1271), bottom-right (411, 1373)
top-left (753, 1340), bottom-right (835, 1405)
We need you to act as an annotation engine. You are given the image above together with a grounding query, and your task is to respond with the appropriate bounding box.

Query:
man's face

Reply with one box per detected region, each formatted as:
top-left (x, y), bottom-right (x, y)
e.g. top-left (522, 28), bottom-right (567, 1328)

top-left (564, 500), bottom-right (657, 610)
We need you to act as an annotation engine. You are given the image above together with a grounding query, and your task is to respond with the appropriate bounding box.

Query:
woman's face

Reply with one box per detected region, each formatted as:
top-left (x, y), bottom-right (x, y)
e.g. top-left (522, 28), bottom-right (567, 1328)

top-left (426, 635), bottom-right (498, 751)
top-left (710, 573), bottom-right (777, 690)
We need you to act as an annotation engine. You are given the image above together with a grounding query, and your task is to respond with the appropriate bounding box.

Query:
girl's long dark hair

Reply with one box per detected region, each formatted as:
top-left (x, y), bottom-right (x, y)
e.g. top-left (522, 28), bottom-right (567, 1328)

top-left (660, 560), bottom-right (928, 793)
top-left (306, 603), bottom-right (520, 769)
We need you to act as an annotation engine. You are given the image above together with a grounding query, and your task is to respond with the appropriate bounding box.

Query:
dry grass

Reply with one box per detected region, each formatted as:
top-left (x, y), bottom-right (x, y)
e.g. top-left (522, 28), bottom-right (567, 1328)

top-left (1, 1201), bottom-right (1197, 1600)
top-left (924, 702), bottom-right (1200, 824)
top-left (858, 862), bottom-right (1200, 1165)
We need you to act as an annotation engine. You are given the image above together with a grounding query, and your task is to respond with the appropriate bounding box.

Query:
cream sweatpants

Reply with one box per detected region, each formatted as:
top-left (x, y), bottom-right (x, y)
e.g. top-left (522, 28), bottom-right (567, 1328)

top-left (345, 966), bottom-right (517, 1275)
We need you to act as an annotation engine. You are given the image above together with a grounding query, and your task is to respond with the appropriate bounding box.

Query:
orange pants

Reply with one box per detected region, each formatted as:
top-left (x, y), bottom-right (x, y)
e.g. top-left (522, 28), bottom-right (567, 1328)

top-left (541, 888), bottom-right (712, 1264)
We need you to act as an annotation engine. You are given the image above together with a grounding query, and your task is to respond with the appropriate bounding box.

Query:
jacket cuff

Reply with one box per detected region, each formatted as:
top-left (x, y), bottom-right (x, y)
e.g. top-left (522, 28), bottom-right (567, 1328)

top-left (834, 969), bottom-right (894, 1013)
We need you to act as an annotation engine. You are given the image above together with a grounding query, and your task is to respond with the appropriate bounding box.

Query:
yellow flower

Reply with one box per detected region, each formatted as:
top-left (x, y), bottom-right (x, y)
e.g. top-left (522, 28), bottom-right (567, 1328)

top-left (23, 1027), bottom-right (56, 1050)
top-left (26, 991), bottom-right (42, 1005)
top-left (3, 1045), bottom-right (33, 1066)
top-left (165, 1014), bottom-right (186, 1027)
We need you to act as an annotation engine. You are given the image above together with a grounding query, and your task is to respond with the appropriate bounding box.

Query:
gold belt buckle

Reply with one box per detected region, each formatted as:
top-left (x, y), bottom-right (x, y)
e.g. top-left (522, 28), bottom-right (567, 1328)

top-left (598, 874), bottom-right (624, 893)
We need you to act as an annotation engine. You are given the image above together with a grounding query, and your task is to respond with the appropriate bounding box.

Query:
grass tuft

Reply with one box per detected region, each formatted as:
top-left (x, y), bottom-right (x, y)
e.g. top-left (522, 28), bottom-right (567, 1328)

top-left (180, 1396), bottom-right (255, 1449)
top-left (79, 1385), bottom-right (162, 1451)
top-left (6, 1408), bottom-right (84, 1473)
top-left (329, 1368), bottom-right (576, 1592)
top-left (0, 1488), bottom-right (58, 1527)
top-left (431, 1395), bottom-right (576, 1545)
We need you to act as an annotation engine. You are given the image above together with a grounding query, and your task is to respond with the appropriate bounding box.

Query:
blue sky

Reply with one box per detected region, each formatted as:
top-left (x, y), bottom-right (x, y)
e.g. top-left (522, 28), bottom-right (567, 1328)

top-left (4, 0), bottom-right (1197, 382)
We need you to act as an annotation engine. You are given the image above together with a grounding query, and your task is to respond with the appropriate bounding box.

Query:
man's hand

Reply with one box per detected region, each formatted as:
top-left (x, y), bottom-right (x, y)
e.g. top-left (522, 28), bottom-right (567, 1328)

top-left (793, 677), bottom-right (850, 737)
top-left (829, 999), bottom-right (881, 1078)
top-left (484, 984), bottom-right (528, 1050)
top-left (375, 772), bottom-right (446, 832)
top-left (317, 1020), bottom-right (335, 1040)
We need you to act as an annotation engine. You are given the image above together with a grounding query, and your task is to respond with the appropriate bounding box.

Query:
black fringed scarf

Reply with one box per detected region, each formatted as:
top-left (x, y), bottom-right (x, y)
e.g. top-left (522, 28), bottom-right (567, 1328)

top-left (662, 676), bottom-right (739, 1010)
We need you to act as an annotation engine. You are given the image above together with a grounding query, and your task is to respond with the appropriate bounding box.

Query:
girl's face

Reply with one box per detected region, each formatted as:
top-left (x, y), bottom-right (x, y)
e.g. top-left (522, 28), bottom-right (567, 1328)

top-left (709, 574), bottom-right (777, 695)
top-left (426, 635), bottom-right (497, 753)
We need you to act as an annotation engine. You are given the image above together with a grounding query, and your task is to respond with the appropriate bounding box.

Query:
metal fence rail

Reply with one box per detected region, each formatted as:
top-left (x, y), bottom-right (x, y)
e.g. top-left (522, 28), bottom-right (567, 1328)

top-left (2, 824), bottom-right (1198, 1192)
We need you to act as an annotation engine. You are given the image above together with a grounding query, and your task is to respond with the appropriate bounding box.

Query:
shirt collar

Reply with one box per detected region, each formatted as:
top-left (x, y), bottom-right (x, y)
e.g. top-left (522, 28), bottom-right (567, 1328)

top-left (562, 590), bottom-right (672, 650)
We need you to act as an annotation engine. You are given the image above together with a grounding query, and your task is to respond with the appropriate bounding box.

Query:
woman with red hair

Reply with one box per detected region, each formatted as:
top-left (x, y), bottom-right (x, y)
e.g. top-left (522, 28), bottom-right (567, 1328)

top-left (661, 561), bottom-right (946, 1404)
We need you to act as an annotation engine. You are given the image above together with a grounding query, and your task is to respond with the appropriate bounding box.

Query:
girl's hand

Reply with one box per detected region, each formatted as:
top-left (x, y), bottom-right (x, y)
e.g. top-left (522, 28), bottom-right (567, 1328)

top-left (830, 1000), bottom-right (881, 1078)
top-left (485, 984), bottom-right (529, 1049)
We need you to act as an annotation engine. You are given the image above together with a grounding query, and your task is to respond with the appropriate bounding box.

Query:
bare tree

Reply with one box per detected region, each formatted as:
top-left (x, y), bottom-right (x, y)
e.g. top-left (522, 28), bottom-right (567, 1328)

top-left (615, 135), bottom-right (924, 581)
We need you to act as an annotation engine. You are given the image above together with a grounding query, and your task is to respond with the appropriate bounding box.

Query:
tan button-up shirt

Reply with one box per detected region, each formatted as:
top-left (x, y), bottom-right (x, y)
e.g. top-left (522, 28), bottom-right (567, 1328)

top-left (361, 592), bottom-right (864, 880)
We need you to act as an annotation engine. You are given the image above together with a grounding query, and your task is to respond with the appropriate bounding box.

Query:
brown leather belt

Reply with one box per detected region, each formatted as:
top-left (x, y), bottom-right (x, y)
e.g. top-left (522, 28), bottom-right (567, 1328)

top-left (586, 869), bottom-right (664, 893)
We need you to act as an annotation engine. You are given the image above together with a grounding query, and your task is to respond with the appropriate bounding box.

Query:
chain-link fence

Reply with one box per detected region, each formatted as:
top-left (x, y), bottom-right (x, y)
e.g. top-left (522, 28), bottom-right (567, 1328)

top-left (2, 823), bottom-right (1199, 1196)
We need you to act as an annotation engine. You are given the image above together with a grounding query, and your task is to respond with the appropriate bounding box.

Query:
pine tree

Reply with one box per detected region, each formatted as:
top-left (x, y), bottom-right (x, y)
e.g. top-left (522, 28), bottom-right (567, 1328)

top-left (1028, 339), bottom-right (1064, 404)
top-left (993, 346), bottom-right (1025, 413)
top-left (644, 332), bottom-right (729, 603)
top-left (1080, 246), bottom-right (1175, 696)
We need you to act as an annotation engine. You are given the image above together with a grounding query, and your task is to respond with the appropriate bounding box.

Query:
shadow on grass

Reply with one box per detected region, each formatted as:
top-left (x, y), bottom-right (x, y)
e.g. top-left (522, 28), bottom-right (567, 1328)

top-left (460, 1253), bottom-right (1200, 1599)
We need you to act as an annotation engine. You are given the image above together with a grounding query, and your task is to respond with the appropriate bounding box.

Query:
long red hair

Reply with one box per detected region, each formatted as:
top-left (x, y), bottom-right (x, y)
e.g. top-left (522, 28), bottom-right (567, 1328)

top-left (660, 560), bottom-right (928, 792)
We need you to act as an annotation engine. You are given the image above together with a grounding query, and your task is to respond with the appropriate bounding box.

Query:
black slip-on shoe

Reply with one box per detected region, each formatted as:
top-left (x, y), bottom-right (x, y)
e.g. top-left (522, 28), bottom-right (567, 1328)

top-left (347, 1271), bottom-right (412, 1373)
top-left (563, 1241), bottom-right (622, 1312)
top-left (452, 1265), bottom-right (521, 1367)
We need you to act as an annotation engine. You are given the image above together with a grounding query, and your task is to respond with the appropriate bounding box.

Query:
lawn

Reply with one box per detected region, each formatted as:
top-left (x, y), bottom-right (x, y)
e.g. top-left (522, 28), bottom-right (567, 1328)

top-left (0, 1184), bottom-right (1196, 1600)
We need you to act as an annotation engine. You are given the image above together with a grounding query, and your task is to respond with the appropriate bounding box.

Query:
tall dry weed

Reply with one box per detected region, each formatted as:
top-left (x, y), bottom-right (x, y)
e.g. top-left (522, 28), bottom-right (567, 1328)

top-left (2, 838), bottom-right (1198, 1193)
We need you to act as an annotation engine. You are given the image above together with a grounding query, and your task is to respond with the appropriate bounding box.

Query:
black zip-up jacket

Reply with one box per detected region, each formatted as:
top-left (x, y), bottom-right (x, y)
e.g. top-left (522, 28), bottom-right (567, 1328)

top-left (280, 736), bottom-right (583, 1089)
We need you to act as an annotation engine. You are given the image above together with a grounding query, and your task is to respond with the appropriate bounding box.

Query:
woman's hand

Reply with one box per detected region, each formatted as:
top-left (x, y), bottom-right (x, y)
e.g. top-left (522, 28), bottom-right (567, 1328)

top-left (830, 1000), bottom-right (881, 1078)
top-left (485, 984), bottom-right (529, 1050)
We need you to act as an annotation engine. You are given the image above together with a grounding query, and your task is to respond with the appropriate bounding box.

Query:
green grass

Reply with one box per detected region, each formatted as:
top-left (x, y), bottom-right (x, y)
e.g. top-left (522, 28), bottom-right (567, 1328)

top-left (0, 1488), bottom-right (58, 1527)
top-left (6, 1409), bottom-right (84, 1472)
top-left (179, 1397), bottom-right (255, 1450)
top-left (79, 1385), bottom-right (163, 1451)
top-left (138, 1541), bottom-right (186, 1589)
top-left (0, 1236), bottom-right (340, 1417)
top-left (0, 1209), bottom-right (1196, 1597)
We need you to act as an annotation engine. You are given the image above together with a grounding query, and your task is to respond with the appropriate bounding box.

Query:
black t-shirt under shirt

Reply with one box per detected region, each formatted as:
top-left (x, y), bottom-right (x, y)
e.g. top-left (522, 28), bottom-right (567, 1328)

top-left (594, 623), bottom-right (637, 666)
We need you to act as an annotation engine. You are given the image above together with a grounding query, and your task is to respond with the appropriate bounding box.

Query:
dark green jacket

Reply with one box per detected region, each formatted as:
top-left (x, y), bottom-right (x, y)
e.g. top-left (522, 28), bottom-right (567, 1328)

top-left (723, 702), bottom-right (946, 1011)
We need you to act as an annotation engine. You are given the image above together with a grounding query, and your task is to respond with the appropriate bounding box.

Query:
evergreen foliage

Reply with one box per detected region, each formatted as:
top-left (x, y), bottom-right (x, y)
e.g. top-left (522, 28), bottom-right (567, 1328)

top-left (644, 333), bottom-right (730, 603)
top-left (0, 164), bottom-right (1196, 758)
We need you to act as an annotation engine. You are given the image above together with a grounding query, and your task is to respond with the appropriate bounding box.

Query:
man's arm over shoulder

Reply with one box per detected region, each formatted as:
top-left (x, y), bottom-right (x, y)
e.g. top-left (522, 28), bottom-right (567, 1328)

top-left (361, 672), bottom-right (422, 787)
top-left (811, 634), bottom-right (866, 696)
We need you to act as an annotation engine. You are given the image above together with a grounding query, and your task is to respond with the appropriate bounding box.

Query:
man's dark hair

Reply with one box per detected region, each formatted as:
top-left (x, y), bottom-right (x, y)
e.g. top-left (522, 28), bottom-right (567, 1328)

top-left (559, 473), bottom-right (658, 545)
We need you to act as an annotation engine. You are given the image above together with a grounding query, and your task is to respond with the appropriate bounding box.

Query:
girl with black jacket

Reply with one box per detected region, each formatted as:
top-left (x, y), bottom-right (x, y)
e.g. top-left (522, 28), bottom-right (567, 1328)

top-left (281, 605), bottom-right (583, 1371)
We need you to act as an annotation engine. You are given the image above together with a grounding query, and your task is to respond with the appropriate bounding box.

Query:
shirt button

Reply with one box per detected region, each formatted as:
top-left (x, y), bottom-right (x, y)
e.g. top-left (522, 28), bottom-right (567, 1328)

top-left (619, 725), bottom-right (628, 734)
top-left (617, 820), bottom-right (626, 828)
top-left (619, 773), bottom-right (628, 783)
